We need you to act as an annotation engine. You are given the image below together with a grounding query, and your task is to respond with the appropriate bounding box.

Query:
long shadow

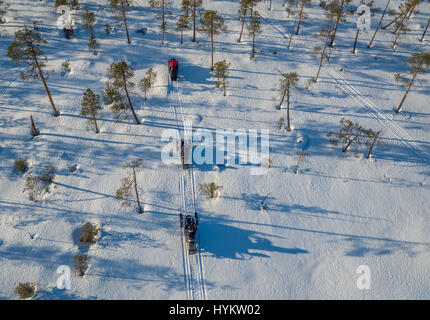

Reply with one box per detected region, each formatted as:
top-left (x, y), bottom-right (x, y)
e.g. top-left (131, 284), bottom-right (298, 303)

top-left (200, 219), bottom-right (309, 260)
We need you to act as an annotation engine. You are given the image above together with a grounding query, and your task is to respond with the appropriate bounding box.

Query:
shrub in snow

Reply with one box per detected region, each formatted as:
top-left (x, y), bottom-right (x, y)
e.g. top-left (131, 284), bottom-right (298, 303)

top-left (104, 23), bottom-right (113, 35)
top-left (15, 282), bottom-right (36, 299)
top-left (199, 182), bottom-right (222, 199)
top-left (115, 159), bottom-right (144, 213)
top-left (24, 165), bottom-right (56, 202)
top-left (139, 68), bottom-right (157, 101)
top-left (61, 59), bottom-right (71, 75)
top-left (278, 117), bottom-right (285, 130)
top-left (14, 158), bottom-right (28, 173)
top-left (80, 222), bottom-right (99, 245)
top-left (74, 253), bottom-right (90, 277)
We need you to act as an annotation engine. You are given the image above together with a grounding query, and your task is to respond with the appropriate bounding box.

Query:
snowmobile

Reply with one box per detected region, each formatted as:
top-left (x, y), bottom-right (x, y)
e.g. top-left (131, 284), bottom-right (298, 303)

top-left (180, 213), bottom-right (198, 255)
top-left (168, 58), bottom-right (178, 81)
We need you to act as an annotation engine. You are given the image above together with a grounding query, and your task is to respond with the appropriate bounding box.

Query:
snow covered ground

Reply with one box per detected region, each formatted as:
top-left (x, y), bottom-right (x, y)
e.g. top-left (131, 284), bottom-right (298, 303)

top-left (0, 0), bottom-right (429, 299)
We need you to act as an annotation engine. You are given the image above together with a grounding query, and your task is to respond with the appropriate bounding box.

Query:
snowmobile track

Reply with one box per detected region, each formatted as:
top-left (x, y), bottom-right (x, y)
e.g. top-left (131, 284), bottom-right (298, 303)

top-left (168, 77), bottom-right (206, 300)
top-left (260, 11), bottom-right (430, 166)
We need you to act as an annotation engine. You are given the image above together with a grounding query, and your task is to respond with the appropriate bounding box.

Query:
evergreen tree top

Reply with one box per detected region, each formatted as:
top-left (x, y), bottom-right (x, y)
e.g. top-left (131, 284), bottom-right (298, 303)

top-left (199, 10), bottom-right (227, 36)
top-left (7, 27), bottom-right (46, 66)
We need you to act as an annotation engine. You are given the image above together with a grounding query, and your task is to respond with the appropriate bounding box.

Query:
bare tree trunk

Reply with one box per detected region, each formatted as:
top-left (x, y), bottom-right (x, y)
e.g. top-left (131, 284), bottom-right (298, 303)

top-left (133, 167), bottom-right (143, 213)
top-left (161, 0), bottom-right (165, 44)
top-left (278, 87), bottom-right (287, 109)
top-left (396, 65), bottom-right (421, 113)
top-left (342, 134), bottom-right (359, 152)
top-left (92, 111), bottom-right (99, 134)
top-left (286, 84), bottom-right (291, 131)
top-left (122, 71), bottom-right (140, 124)
top-left (120, 0), bottom-right (131, 44)
top-left (210, 32), bottom-right (214, 70)
top-left (30, 115), bottom-right (38, 137)
top-left (251, 32), bottom-right (255, 58)
top-left (296, 1), bottom-right (305, 35)
top-left (392, 29), bottom-right (401, 49)
top-left (352, 28), bottom-right (359, 53)
top-left (180, 28), bottom-right (183, 44)
top-left (329, 0), bottom-right (345, 47)
top-left (382, 9), bottom-right (404, 29)
top-left (269, 0), bottom-right (272, 11)
top-left (223, 75), bottom-right (226, 96)
top-left (420, 15), bottom-right (430, 42)
top-left (192, 1), bottom-right (197, 42)
top-left (288, 19), bottom-right (297, 50)
top-left (366, 131), bottom-right (380, 159)
top-left (315, 23), bottom-right (331, 81)
top-left (368, 0), bottom-right (390, 48)
top-left (238, 9), bottom-right (247, 43)
top-left (33, 50), bottom-right (59, 117)
top-left (393, 8), bottom-right (409, 35)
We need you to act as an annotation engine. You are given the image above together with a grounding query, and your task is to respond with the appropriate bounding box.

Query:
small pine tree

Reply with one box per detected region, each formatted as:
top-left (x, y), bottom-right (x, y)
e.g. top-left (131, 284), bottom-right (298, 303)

top-left (81, 89), bottom-right (103, 133)
top-left (213, 60), bottom-right (230, 96)
top-left (188, 0), bottom-right (203, 42)
top-left (177, 14), bottom-right (191, 44)
top-left (139, 68), bottom-right (157, 101)
top-left (15, 158), bottom-right (28, 173)
top-left (80, 222), bottom-right (99, 244)
top-left (327, 118), bottom-right (366, 153)
top-left (115, 159), bottom-right (144, 213)
top-left (364, 129), bottom-right (383, 159)
top-left (395, 52), bottom-right (430, 113)
top-left (247, 11), bottom-right (262, 59)
top-left (8, 27), bottom-right (59, 116)
top-left (311, 22), bottom-right (332, 82)
top-left (103, 60), bottom-right (140, 124)
top-left (198, 10), bottom-right (227, 70)
top-left (110, 0), bottom-right (133, 44)
top-left (199, 182), bottom-right (222, 199)
top-left (277, 71), bottom-right (299, 132)
top-left (324, 0), bottom-right (353, 47)
top-left (81, 5), bottom-right (99, 55)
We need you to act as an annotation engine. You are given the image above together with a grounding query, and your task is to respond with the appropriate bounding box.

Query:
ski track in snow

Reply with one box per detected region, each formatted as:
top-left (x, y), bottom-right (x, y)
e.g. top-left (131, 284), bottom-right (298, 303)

top-left (259, 11), bottom-right (430, 166)
top-left (168, 74), bottom-right (206, 300)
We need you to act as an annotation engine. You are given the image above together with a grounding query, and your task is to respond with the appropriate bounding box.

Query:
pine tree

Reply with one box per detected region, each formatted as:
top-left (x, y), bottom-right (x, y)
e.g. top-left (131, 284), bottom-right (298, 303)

top-left (81, 88), bottom-right (103, 133)
top-left (395, 52), bottom-right (430, 113)
top-left (139, 68), bottom-right (157, 101)
top-left (110, 0), bottom-right (133, 44)
top-left (7, 27), bottom-right (59, 117)
top-left (327, 118), bottom-right (366, 153)
top-left (190, 0), bottom-right (203, 42)
top-left (198, 10), bottom-right (227, 70)
top-left (277, 71), bottom-right (299, 132)
top-left (81, 5), bottom-right (99, 55)
top-left (115, 159), bottom-right (144, 213)
top-left (199, 182), bottom-right (222, 199)
top-left (238, 0), bottom-right (252, 43)
top-left (326, 0), bottom-right (352, 47)
top-left (177, 14), bottom-right (191, 44)
top-left (103, 60), bottom-right (140, 124)
top-left (149, 0), bottom-right (172, 44)
top-left (247, 11), bottom-right (262, 59)
top-left (295, 0), bottom-right (312, 35)
top-left (213, 60), bottom-right (230, 96)
top-left (295, 151), bottom-right (308, 173)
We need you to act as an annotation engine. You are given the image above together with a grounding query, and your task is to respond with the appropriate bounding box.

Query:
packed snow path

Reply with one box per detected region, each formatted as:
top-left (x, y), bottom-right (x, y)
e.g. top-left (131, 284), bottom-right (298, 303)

top-left (168, 77), bottom-right (206, 300)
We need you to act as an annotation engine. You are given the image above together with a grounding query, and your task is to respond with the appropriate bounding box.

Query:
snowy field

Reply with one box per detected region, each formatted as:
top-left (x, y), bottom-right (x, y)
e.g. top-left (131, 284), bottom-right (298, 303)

top-left (0, 0), bottom-right (429, 299)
